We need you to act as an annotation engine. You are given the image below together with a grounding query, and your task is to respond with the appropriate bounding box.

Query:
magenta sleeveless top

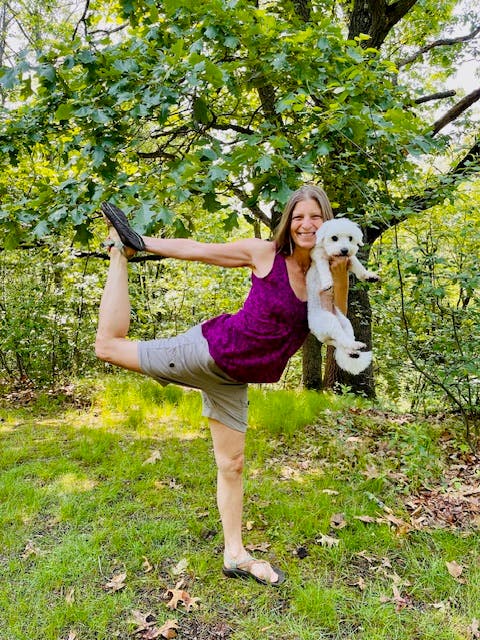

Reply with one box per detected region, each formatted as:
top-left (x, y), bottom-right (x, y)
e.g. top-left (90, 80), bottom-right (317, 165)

top-left (201, 252), bottom-right (309, 383)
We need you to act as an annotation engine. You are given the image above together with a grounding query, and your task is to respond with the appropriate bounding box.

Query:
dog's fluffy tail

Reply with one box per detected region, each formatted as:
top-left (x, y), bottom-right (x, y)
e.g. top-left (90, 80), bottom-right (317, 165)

top-left (334, 347), bottom-right (372, 375)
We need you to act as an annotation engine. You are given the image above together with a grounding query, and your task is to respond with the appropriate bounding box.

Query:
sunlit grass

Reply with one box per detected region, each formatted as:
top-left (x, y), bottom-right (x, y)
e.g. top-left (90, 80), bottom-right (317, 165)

top-left (0, 375), bottom-right (478, 639)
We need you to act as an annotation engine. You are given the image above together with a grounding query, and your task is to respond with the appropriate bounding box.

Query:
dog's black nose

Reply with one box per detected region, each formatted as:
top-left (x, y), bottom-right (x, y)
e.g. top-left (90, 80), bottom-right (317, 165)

top-left (340, 248), bottom-right (349, 256)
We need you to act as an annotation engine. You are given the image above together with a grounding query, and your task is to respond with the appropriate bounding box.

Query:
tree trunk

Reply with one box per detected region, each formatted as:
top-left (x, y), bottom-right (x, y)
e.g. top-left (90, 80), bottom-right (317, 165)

top-left (302, 333), bottom-right (323, 389)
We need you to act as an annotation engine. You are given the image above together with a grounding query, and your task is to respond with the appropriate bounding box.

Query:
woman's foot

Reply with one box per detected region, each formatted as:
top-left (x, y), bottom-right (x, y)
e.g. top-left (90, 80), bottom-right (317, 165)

top-left (103, 227), bottom-right (137, 260)
top-left (222, 553), bottom-right (285, 586)
top-left (101, 202), bottom-right (146, 252)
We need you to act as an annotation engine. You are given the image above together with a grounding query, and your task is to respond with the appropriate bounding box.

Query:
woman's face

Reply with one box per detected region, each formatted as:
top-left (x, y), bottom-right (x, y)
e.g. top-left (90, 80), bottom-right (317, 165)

top-left (290, 198), bottom-right (324, 251)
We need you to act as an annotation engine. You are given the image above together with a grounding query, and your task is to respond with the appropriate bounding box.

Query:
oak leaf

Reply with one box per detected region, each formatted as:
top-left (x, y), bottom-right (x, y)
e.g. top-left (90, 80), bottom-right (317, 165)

top-left (330, 513), bottom-right (347, 529)
top-left (103, 572), bottom-right (127, 592)
top-left (316, 533), bottom-right (339, 548)
top-left (446, 560), bottom-right (464, 580)
top-left (165, 588), bottom-right (200, 612)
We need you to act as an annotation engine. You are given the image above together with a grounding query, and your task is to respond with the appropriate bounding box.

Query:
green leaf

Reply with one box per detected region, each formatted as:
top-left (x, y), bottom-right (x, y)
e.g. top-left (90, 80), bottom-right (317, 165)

top-left (54, 103), bottom-right (73, 122)
top-left (193, 97), bottom-right (210, 124)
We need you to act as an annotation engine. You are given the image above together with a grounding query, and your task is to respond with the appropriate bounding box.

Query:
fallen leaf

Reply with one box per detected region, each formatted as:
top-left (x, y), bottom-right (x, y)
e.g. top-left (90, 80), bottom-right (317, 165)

top-left (316, 533), bottom-right (339, 548)
top-left (330, 513), bottom-right (347, 529)
top-left (143, 450), bottom-right (162, 465)
top-left (103, 571), bottom-right (127, 592)
top-left (142, 556), bottom-right (153, 573)
top-left (468, 618), bottom-right (480, 639)
top-left (165, 588), bottom-right (200, 612)
top-left (21, 540), bottom-right (40, 559)
top-left (321, 489), bottom-right (339, 495)
top-left (65, 587), bottom-right (75, 604)
top-left (156, 619), bottom-right (179, 639)
top-left (446, 560), bottom-right (464, 579)
top-left (246, 520), bottom-right (254, 530)
top-left (64, 632), bottom-right (77, 640)
top-left (354, 515), bottom-right (377, 523)
top-left (171, 558), bottom-right (188, 576)
top-left (129, 609), bottom-right (155, 633)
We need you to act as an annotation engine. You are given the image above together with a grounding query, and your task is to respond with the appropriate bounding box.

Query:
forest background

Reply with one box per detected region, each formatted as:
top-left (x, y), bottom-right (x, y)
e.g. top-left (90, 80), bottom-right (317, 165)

top-left (1, 2), bottom-right (480, 639)
top-left (0, 0), bottom-right (479, 444)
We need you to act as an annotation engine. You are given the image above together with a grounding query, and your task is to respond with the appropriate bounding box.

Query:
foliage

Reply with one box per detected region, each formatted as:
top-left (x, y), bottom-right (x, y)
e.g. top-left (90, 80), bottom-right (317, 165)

top-left (371, 188), bottom-right (480, 447)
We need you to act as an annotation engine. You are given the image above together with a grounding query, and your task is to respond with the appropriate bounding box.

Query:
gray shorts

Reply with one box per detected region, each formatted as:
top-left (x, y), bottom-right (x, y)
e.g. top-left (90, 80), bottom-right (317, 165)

top-left (138, 324), bottom-right (248, 433)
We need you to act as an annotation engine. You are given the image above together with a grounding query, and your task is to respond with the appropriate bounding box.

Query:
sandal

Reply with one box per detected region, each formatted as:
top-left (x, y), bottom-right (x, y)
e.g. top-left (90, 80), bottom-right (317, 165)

top-left (101, 202), bottom-right (146, 252)
top-left (102, 238), bottom-right (136, 259)
top-left (222, 554), bottom-right (285, 587)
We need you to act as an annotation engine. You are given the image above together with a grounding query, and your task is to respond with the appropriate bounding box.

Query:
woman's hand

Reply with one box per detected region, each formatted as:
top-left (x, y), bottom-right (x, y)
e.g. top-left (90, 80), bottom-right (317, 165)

top-left (330, 256), bottom-right (350, 315)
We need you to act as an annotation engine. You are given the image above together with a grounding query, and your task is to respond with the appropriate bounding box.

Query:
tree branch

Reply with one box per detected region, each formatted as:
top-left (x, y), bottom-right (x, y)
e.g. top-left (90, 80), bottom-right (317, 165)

top-left (229, 184), bottom-right (272, 228)
top-left (432, 87), bottom-right (480, 136)
top-left (414, 90), bottom-right (456, 104)
top-left (397, 26), bottom-right (480, 68)
top-left (72, 0), bottom-right (90, 40)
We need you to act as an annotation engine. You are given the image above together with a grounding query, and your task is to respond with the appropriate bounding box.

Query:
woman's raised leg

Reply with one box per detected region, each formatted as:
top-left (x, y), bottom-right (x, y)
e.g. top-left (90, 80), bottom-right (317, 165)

top-left (95, 228), bottom-right (142, 372)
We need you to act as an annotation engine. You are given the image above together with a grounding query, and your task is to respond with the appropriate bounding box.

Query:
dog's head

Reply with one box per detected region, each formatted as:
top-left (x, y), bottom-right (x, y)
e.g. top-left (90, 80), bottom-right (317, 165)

top-left (313, 218), bottom-right (363, 258)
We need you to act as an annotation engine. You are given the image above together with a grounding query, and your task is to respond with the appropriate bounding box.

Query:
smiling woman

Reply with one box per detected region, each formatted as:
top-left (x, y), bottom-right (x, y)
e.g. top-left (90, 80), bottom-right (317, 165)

top-left (95, 184), bottom-right (347, 587)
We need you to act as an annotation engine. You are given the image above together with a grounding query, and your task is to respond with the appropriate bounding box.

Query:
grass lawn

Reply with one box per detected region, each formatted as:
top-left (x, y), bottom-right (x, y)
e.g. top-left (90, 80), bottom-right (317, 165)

top-left (0, 375), bottom-right (479, 639)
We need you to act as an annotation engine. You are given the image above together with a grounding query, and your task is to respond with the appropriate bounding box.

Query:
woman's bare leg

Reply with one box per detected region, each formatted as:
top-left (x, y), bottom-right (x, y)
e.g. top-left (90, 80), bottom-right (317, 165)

top-left (95, 228), bottom-right (141, 372)
top-left (209, 419), bottom-right (282, 584)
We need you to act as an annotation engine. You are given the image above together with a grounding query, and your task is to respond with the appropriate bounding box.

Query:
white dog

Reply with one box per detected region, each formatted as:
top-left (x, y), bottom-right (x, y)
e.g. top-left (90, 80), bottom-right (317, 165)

top-left (306, 218), bottom-right (380, 375)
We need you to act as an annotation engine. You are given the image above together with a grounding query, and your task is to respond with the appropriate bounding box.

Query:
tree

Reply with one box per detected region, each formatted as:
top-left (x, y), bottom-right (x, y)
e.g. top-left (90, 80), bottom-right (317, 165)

top-left (0, 0), bottom-right (479, 395)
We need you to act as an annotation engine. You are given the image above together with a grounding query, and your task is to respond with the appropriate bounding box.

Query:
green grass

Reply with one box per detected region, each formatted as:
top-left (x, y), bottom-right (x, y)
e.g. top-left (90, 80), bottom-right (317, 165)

top-left (0, 374), bottom-right (478, 639)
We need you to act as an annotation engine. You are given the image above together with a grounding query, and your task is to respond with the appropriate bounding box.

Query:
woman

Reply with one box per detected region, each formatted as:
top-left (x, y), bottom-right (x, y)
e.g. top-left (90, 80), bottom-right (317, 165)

top-left (95, 184), bottom-right (348, 586)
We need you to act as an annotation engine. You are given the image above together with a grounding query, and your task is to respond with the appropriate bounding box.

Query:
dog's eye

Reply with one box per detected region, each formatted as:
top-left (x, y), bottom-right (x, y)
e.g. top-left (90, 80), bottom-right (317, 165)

top-left (332, 235), bottom-right (338, 241)
top-left (348, 236), bottom-right (352, 241)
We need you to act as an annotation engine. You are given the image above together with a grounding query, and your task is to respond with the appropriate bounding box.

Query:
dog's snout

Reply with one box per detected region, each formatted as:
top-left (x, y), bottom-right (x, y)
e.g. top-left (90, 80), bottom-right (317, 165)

top-left (340, 248), bottom-right (349, 256)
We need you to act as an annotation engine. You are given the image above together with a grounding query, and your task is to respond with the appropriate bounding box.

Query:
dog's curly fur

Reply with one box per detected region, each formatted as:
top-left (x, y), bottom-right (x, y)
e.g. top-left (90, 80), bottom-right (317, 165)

top-left (306, 218), bottom-right (380, 375)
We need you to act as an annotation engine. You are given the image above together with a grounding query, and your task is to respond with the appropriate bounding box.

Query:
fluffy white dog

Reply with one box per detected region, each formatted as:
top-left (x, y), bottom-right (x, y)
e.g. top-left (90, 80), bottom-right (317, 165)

top-left (306, 218), bottom-right (380, 375)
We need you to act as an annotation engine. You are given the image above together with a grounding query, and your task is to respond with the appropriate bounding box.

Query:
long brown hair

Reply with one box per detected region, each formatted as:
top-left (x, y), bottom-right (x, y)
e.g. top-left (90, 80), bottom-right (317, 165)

top-left (273, 184), bottom-right (334, 255)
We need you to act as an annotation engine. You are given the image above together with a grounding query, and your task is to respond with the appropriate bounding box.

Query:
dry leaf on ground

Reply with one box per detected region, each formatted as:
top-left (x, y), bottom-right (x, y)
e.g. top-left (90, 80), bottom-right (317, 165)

top-left (142, 556), bottom-right (153, 573)
top-left (468, 618), bottom-right (480, 639)
top-left (330, 513), bottom-right (347, 529)
top-left (103, 572), bottom-right (127, 592)
top-left (65, 587), bottom-right (75, 604)
top-left (446, 560), bottom-right (465, 580)
top-left (316, 533), bottom-right (339, 548)
top-left (171, 558), bottom-right (188, 576)
top-left (165, 588), bottom-right (200, 612)
top-left (143, 450), bottom-right (162, 465)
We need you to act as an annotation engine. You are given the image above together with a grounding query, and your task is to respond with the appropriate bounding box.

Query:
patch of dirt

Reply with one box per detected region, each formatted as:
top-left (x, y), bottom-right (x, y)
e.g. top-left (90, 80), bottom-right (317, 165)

top-left (177, 618), bottom-right (232, 640)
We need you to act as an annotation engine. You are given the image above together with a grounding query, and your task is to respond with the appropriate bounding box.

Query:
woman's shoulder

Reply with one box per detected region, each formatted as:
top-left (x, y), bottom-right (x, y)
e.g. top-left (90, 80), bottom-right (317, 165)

top-left (247, 239), bottom-right (277, 277)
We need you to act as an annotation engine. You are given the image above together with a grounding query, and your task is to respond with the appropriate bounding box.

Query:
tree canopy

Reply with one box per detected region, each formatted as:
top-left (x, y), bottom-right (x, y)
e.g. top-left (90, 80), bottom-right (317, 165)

top-left (0, 0), bottom-right (479, 398)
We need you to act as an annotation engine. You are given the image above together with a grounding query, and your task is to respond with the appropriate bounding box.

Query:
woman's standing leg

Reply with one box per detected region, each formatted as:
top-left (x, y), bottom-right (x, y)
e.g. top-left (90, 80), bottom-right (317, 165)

top-left (95, 229), bottom-right (141, 372)
top-left (209, 418), bottom-right (282, 585)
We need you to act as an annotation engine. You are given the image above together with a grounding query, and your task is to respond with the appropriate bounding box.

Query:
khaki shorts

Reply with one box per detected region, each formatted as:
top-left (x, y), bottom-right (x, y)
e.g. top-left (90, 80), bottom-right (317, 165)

top-left (138, 324), bottom-right (248, 433)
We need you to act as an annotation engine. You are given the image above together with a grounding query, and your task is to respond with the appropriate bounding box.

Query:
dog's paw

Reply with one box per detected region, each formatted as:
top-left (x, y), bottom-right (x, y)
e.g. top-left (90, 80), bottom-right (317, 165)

top-left (364, 271), bottom-right (380, 282)
top-left (347, 341), bottom-right (366, 351)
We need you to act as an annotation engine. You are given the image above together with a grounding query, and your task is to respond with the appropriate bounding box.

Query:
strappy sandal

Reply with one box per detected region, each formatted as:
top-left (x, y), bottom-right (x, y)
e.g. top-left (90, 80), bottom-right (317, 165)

top-left (222, 554), bottom-right (285, 587)
top-left (101, 202), bottom-right (146, 252)
top-left (102, 238), bottom-right (136, 259)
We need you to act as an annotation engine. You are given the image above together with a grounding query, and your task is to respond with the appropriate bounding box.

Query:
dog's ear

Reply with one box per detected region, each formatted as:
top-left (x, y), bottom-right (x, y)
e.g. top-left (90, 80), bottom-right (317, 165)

top-left (315, 225), bottom-right (328, 243)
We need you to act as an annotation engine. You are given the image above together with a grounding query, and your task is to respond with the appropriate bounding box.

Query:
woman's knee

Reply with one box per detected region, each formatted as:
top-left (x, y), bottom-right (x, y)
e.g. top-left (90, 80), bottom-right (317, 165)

top-left (217, 451), bottom-right (245, 478)
top-left (95, 334), bottom-right (113, 362)
top-left (95, 335), bottom-right (141, 372)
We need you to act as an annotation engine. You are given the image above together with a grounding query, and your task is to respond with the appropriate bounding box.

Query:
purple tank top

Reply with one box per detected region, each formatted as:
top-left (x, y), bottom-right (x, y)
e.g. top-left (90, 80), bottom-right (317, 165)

top-left (201, 252), bottom-right (309, 383)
